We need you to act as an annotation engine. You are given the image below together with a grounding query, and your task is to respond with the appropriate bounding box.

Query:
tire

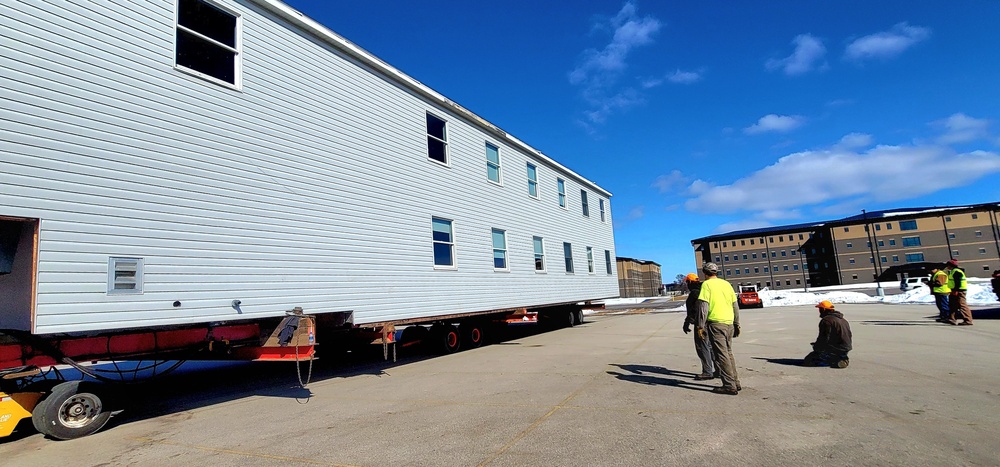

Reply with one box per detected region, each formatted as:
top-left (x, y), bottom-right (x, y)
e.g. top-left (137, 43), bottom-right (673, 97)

top-left (573, 309), bottom-right (584, 326)
top-left (431, 324), bottom-right (461, 354)
top-left (565, 310), bottom-right (576, 328)
top-left (33, 381), bottom-right (112, 440)
top-left (461, 322), bottom-right (486, 349)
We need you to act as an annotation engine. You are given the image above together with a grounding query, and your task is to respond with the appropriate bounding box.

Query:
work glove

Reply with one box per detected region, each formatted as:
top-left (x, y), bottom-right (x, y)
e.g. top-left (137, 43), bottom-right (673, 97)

top-left (683, 322), bottom-right (691, 334)
top-left (696, 327), bottom-right (706, 340)
top-left (734, 324), bottom-right (741, 338)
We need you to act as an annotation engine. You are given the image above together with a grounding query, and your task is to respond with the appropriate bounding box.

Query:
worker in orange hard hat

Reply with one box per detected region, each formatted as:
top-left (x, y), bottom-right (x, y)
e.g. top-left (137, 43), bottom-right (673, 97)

top-left (682, 273), bottom-right (716, 380)
top-left (803, 300), bottom-right (852, 368)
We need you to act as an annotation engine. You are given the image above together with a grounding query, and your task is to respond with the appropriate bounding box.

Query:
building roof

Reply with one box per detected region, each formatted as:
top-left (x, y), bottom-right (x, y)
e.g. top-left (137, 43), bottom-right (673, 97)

top-left (691, 202), bottom-right (1000, 243)
top-left (616, 257), bottom-right (661, 267)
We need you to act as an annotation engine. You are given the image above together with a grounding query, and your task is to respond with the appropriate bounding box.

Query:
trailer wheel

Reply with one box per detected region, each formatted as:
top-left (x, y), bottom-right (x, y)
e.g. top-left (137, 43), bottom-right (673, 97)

top-left (573, 309), bottom-right (584, 326)
top-left (461, 322), bottom-right (485, 348)
top-left (431, 324), bottom-right (461, 354)
top-left (565, 310), bottom-right (576, 327)
top-left (33, 381), bottom-right (112, 440)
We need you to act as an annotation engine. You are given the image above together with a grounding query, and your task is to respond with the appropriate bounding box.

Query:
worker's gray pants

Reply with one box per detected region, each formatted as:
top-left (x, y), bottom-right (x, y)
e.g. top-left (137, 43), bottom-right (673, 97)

top-left (694, 331), bottom-right (715, 376)
top-left (708, 322), bottom-right (740, 390)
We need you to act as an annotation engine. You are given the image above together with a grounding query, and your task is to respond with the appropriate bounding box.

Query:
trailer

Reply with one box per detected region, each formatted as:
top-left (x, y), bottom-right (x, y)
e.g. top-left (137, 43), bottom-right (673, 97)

top-left (0, 0), bottom-right (618, 439)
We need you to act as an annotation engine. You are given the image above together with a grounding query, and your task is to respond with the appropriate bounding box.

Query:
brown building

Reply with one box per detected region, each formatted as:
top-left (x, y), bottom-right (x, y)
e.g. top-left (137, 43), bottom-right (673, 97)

top-left (616, 257), bottom-right (662, 298)
top-left (692, 203), bottom-right (1000, 289)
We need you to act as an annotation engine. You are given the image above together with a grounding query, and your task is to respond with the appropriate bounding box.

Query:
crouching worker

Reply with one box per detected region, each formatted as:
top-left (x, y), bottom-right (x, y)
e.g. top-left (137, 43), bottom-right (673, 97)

top-left (803, 300), bottom-right (852, 369)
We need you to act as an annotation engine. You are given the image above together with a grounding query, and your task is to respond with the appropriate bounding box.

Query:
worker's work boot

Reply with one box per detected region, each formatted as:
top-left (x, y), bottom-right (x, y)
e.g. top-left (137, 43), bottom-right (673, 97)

top-left (834, 359), bottom-right (849, 369)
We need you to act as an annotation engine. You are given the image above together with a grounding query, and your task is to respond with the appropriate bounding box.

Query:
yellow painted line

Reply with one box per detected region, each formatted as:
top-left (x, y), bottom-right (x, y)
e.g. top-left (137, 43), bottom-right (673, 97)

top-left (128, 437), bottom-right (362, 467)
top-left (476, 318), bottom-right (673, 467)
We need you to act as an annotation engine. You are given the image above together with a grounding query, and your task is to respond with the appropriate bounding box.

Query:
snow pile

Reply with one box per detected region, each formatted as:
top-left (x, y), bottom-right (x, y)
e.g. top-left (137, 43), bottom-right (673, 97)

top-left (759, 282), bottom-right (998, 307)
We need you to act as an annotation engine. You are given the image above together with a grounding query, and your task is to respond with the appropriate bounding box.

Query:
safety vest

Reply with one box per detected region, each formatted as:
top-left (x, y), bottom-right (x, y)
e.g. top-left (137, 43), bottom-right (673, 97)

top-left (698, 277), bottom-right (737, 324)
top-left (947, 268), bottom-right (967, 291)
top-left (932, 270), bottom-right (951, 294)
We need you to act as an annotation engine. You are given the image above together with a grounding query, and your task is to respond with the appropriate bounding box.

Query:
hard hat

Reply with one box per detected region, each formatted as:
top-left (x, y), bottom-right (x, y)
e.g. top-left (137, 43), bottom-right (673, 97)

top-left (815, 300), bottom-right (834, 310)
top-left (946, 259), bottom-right (959, 267)
top-left (702, 262), bottom-right (720, 274)
top-left (685, 273), bottom-right (699, 282)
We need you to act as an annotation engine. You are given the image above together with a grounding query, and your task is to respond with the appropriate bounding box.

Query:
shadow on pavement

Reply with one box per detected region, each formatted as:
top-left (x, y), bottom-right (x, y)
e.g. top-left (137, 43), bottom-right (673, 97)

top-left (972, 308), bottom-right (1000, 320)
top-left (858, 320), bottom-right (941, 326)
top-left (606, 364), bottom-right (716, 392)
top-left (752, 356), bottom-right (804, 366)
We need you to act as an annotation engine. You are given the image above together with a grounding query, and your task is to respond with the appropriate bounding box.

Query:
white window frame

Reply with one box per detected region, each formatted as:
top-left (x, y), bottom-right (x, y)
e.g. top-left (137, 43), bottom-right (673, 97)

top-left (527, 163), bottom-right (539, 198)
top-left (174, 0), bottom-right (242, 89)
top-left (492, 228), bottom-right (508, 271)
top-left (432, 217), bottom-right (456, 269)
top-left (599, 199), bottom-right (606, 222)
top-left (557, 178), bottom-right (566, 208)
top-left (426, 112), bottom-right (449, 165)
top-left (586, 247), bottom-right (595, 274)
top-left (581, 190), bottom-right (590, 217)
top-left (605, 250), bottom-right (613, 275)
top-left (485, 142), bottom-right (502, 184)
top-left (563, 242), bottom-right (574, 273)
top-left (108, 257), bottom-right (144, 295)
top-left (533, 236), bottom-right (546, 272)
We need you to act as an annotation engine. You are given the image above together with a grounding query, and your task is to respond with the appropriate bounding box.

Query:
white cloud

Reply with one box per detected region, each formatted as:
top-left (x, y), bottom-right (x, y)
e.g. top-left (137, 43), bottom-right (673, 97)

top-left (744, 114), bottom-right (806, 134)
top-left (684, 144), bottom-right (1000, 215)
top-left (844, 22), bottom-right (931, 61)
top-left (836, 133), bottom-right (874, 149)
top-left (766, 34), bottom-right (828, 76)
top-left (652, 170), bottom-right (688, 193)
top-left (624, 206), bottom-right (645, 221)
top-left (667, 69), bottom-right (702, 84)
top-left (570, 2), bottom-right (661, 126)
top-left (713, 219), bottom-right (773, 234)
top-left (933, 113), bottom-right (992, 145)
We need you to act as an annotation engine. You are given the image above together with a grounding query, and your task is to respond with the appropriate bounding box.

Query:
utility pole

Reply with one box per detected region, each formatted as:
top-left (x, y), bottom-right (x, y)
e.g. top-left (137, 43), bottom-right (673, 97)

top-left (862, 209), bottom-right (884, 297)
top-left (797, 242), bottom-right (808, 292)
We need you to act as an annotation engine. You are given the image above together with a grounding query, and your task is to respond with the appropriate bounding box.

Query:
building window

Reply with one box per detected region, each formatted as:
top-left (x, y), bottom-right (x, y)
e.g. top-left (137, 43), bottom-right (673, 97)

top-left (425, 113), bottom-right (449, 164)
top-left (899, 220), bottom-right (917, 230)
top-left (769, 237), bottom-right (774, 243)
top-left (972, 213), bottom-right (979, 219)
top-left (877, 240), bottom-right (884, 247)
top-left (771, 252), bottom-right (777, 258)
top-left (745, 268), bottom-right (750, 274)
top-left (948, 233), bottom-right (956, 239)
top-left (892, 255), bottom-right (899, 262)
top-left (586, 247), bottom-right (595, 274)
top-left (735, 269), bottom-right (741, 275)
top-left (492, 228), bottom-right (508, 270)
top-left (526, 164), bottom-right (539, 197)
top-left (743, 254), bottom-right (748, 260)
top-left (175, 0), bottom-right (241, 86)
top-left (846, 242), bottom-right (852, 248)
top-left (726, 269), bottom-right (732, 276)
top-left (557, 178), bottom-right (566, 207)
top-left (723, 241), bottom-right (728, 247)
top-left (108, 257), bottom-right (143, 294)
top-left (741, 240), bottom-right (746, 246)
top-left (975, 231), bottom-right (983, 237)
top-left (533, 236), bottom-right (545, 271)
top-left (785, 280), bottom-right (791, 286)
top-left (796, 279), bottom-right (801, 285)
top-left (852, 274), bottom-right (858, 280)
top-left (779, 237), bottom-right (784, 242)
top-left (889, 239), bottom-right (896, 246)
top-left (752, 253), bottom-right (757, 259)
top-left (880, 256), bottom-right (887, 263)
top-left (714, 243), bottom-right (719, 248)
top-left (599, 199), bottom-right (606, 222)
top-left (563, 242), bottom-right (574, 273)
top-left (981, 248), bottom-right (988, 254)
top-left (754, 267), bottom-right (759, 273)
top-left (902, 236), bottom-right (922, 247)
top-left (715, 256), bottom-right (721, 262)
top-left (764, 267), bottom-right (769, 272)
top-left (799, 234), bottom-right (804, 240)
top-left (869, 258), bottom-right (874, 264)
top-left (849, 258), bottom-right (856, 264)
top-left (485, 142), bottom-right (501, 183)
top-left (905, 253), bottom-right (925, 262)
top-left (783, 265), bottom-right (789, 271)
top-left (725, 255), bottom-right (729, 261)
top-left (750, 239), bottom-right (755, 245)
top-left (886, 224), bottom-right (892, 230)
top-left (986, 266), bottom-right (992, 271)
top-left (581, 190), bottom-right (590, 216)
top-left (781, 251), bottom-right (787, 257)
top-left (945, 216), bottom-right (952, 222)
top-left (875, 224), bottom-right (881, 231)
top-left (605, 250), bottom-right (613, 274)
top-left (844, 227), bottom-right (850, 232)
top-left (432, 218), bottom-right (455, 267)
top-left (793, 264), bottom-right (799, 270)
top-left (791, 250), bottom-right (797, 256)
top-left (952, 250), bottom-right (959, 257)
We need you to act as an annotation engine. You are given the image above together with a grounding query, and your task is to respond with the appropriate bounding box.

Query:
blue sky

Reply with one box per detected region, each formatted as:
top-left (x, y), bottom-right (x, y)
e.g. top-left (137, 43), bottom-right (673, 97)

top-left (282, 0), bottom-right (1000, 280)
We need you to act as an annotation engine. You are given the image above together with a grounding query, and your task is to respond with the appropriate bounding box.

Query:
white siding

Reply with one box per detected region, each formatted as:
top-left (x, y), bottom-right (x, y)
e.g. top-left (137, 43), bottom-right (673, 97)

top-left (0, 0), bottom-right (618, 334)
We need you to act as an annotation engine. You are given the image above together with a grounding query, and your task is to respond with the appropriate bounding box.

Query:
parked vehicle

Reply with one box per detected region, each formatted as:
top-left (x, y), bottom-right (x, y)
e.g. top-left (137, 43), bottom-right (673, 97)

top-left (737, 285), bottom-right (764, 309)
top-left (900, 276), bottom-right (927, 292)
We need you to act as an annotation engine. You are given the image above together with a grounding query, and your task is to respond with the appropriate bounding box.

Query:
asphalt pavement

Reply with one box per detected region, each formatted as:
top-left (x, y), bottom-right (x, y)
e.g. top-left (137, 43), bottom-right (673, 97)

top-left (2, 303), bottom-right (999, 466)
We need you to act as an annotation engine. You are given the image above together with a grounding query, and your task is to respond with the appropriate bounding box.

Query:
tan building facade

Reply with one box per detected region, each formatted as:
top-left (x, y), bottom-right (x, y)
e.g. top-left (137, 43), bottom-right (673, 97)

top-left (616, 257), bottom-right (662, 298)
top-left (692, 203), bottom-right (1000, 289)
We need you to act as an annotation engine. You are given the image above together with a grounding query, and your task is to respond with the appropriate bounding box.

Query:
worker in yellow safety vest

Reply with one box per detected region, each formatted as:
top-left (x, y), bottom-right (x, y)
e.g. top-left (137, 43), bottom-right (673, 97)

top-left (926, 267), bottom-right (951, 322)
top-left (944, 259), bottom-right (973, 325)
top-left (695, 262), bottom-right (742, 395)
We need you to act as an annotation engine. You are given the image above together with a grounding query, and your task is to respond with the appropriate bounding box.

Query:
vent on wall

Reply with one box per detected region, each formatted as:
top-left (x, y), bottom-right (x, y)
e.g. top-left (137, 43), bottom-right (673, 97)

top-left (108, 257), bottom-right (144, 294)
